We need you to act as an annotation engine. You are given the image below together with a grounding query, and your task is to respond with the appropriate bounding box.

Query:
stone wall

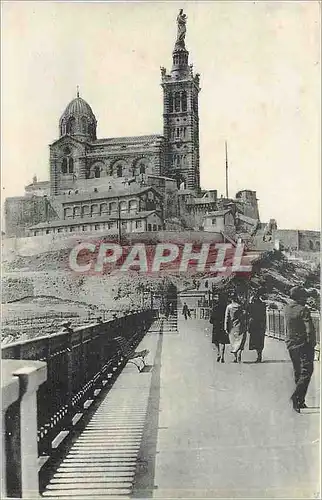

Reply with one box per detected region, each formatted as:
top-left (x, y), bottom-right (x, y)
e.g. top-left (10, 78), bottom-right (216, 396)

top-left (276, 229), bottom-right (320, 252)
top-left (4, 197), bottom-right (57, 238)
top-left (235, 191), bottom-right (260, 220)
top-left (298, 231), bottom-right (320, 252)
top-left (276, 230), bottom-right (300, 251)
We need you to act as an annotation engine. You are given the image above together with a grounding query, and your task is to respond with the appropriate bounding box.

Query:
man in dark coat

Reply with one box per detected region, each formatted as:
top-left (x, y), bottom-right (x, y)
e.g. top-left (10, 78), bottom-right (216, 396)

top-left (284, 286), bottom-right (316, 413)
top-left (248, 291), bottom-right (267, 362)
top-left (210, 294), bottom-right (230, 362)
top-left (182, 302), bottom-right (190, 320)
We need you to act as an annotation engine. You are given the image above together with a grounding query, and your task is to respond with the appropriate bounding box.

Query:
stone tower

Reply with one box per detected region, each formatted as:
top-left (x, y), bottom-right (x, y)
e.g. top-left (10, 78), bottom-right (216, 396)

top-left (49, 91), bottom-right (97, 195)
top-left (161, 9), bottom-right (200, 192)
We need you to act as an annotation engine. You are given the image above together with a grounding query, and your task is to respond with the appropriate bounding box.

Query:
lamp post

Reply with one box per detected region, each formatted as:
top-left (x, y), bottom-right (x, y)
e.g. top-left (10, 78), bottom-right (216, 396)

top-left (160, 199), bottom-right (165, 230)
top-left (117, 197), bottom-right (121, 243)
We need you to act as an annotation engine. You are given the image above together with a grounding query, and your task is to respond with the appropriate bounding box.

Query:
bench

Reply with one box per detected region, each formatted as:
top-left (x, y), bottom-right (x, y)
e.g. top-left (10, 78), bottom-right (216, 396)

top-left (114, 336), bottom-right (149, 372)
top-left (314, 343), bottom-right (320, 362)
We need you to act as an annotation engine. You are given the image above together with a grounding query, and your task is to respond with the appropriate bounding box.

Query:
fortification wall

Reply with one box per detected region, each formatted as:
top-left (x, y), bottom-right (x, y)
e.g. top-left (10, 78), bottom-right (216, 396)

top-left (4, 196), bottom-right (57, 237)
top-left (276, 229), bottom-right (320, 252)
top-left (298, 231), bottom-right (320, 252)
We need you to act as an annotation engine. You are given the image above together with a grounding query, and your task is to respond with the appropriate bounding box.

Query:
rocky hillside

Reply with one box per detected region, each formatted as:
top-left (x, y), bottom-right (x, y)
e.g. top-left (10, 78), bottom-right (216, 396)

top-left (213, 249), bottom-right (320, 310)
top-left (2, 245), bottom-right (319, 345)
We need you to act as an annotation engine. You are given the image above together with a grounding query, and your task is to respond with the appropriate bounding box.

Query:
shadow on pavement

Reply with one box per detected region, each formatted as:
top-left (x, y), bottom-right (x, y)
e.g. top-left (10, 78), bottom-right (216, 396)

top-left (133, 334), bottom-right (163, 498)
top-left (243, 359), bottom-right (291, 364)
top-left (141, 365), bottom-right (154, 373)
top-left (301, 407), bottom-right (320, 414)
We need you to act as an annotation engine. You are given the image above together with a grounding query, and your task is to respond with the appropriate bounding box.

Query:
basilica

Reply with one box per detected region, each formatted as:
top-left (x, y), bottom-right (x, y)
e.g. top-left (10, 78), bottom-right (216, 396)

top-left (5, 10), bottom-right (260, 240)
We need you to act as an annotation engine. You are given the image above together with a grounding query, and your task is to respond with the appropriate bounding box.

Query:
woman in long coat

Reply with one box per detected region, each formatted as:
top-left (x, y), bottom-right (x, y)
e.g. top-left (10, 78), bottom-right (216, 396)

top-left (224, 293), bottom-right (246, 363)
top-left (248, 291), bottom-right (267, 362)
top-left (210, 294), bottom-right (230, 363)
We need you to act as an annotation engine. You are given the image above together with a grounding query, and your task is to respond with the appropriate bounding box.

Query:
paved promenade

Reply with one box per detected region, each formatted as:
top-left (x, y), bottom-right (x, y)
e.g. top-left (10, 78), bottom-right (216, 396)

top-left (43, 318), bottom-right (320, 499)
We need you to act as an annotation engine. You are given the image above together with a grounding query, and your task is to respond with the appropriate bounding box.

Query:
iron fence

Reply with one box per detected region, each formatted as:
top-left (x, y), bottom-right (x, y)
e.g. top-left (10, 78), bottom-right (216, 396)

top-left (2, 310), bottom-right (154, 479)
top-left (266, 309), bottom-right (320, 360)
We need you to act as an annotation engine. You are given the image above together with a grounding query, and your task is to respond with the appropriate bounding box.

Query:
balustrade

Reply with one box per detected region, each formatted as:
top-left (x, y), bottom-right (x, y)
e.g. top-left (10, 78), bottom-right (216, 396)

top-left (2, 360), bottom-right (47, 498)
top-left (1, 310), bottom-right (154, 497)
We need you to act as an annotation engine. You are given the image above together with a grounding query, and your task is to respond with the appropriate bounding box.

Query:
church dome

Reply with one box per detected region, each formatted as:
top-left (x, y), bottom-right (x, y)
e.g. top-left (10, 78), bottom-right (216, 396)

top-left (59, 93), bottom-right (97, 141)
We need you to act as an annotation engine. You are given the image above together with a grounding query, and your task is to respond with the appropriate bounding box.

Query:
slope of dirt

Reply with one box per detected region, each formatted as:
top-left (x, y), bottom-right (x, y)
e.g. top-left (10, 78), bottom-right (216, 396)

top-left (2, 248), bottom-right (320, 344)
top-left (213, 250), bottom-right (320, 310)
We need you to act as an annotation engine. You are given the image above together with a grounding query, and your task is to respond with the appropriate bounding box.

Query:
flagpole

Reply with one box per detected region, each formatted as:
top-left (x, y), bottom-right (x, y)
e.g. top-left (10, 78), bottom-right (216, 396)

top-left (117, 197), bottom-right (121, 243)
top-left (225, 141), bottom-right (229, 198)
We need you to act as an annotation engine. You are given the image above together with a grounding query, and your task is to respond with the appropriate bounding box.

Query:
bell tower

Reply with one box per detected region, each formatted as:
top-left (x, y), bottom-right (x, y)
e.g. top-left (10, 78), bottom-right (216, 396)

top-left (161, 9), bottom-right (200, 192)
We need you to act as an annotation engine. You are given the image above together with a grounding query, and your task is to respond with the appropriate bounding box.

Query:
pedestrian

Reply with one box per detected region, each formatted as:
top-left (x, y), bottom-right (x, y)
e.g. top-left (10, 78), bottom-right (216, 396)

top-left (165, 302), bottom-right (170, 320)
top-left (284, 286), bottom-right (316, 413)
top-left (182, 302), bottom-right (190, 320)
top-left (248, 290), bottom-right (267, 363)
top-left (224, 292), bottom-right (246, 363)
top-left (210, 293), bottom-right (230, 363)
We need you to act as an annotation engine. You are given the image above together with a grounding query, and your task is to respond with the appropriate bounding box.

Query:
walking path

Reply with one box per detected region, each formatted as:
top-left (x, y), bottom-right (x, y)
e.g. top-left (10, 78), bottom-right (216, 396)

top-left (42, 318), bottom-right (320, 499)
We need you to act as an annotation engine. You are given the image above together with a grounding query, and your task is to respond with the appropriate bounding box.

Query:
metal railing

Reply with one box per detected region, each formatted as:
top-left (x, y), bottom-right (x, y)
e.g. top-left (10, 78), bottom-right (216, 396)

top-left (192, 306), bottom-right (320, 358)
top-left (187, 307), bottom-right (210, 320)
top-left (266, 309), bottom-right (320, 359)
top-left (2, 308), bottom-right (150, 345)
top-left (2, 310), bottom-right (154, 494)
top-left (266, 309), bottom-right (287, 341)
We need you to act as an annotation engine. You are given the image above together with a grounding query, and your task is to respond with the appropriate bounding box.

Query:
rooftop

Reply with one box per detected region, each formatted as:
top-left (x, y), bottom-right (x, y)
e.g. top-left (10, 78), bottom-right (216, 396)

top-left (177, 189), bottom-right (194, 195)
top-left (203, 209), bottom-right (231, 217)
top-left (60, 96), bottom-right (96, 122)
top-left (56, 186), bottom-right (161, 204)
top-left (187, 197), bottom-right (217, 205)
top-left (25, 181), bottom-right (50, 189)
top-left (93, 135), bottom-right (164, 146)
top-left (30, 211), bottom-right (159, 229)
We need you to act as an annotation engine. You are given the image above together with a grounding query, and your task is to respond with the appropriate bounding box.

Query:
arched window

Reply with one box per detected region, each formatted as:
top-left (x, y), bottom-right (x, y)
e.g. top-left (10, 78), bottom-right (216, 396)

top-left (82, 205), bottom-right (90, 216)
top-left (81, 116), bottom-right (87, 134)
top-left (139, 164), bottom-right (146, 174)
top-left (61, 158), bottom-right (68, 174)
top-left (60, 120), bottom-right (66, 136)
top-left (169, 92), bottom-right (173, 113)
top-left (316, 240), bottom-right (320, 251)
top-left (129, 200), bottom-right (137, 213)
top-left (73, 206), bottom-right (81, 217)
top-left (91, 204), bottom-right (99, 215)
top-left (94, 166), bottom-right (100, 178)
top-left (181, 91), bottom-right (187, 112)
top-left (117, 165), bottom-right (123, 177)
top-left (100, 203), bottom-right (108, 214)
top-left (66, 117), bottom-right (76, 134)
top-left (174, 92), bottom-right (181, 112)
top-left (64, 207), bottom-right (72, 218)
top-left (119, 201), bottom-right (127, 212)
top-left (309, 240), bottom-right (314, 250)
top-left (109, 202), bottom-right (117, 213)
top-left (68, 157), bottom-right (74, 174)
top-left (88, 123), bottom-right (96, 139)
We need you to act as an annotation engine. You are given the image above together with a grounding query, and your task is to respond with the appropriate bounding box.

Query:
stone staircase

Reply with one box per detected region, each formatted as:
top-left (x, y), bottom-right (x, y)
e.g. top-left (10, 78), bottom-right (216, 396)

top-left (148, 314), bottom-right (178, 334)
top-left (160, 314), bottom-right (178, 333)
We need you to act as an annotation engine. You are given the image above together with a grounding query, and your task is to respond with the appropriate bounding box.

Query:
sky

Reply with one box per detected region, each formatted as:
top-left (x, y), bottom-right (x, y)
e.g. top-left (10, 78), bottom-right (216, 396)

top-left (1, 1), bottom-right (321, 230)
